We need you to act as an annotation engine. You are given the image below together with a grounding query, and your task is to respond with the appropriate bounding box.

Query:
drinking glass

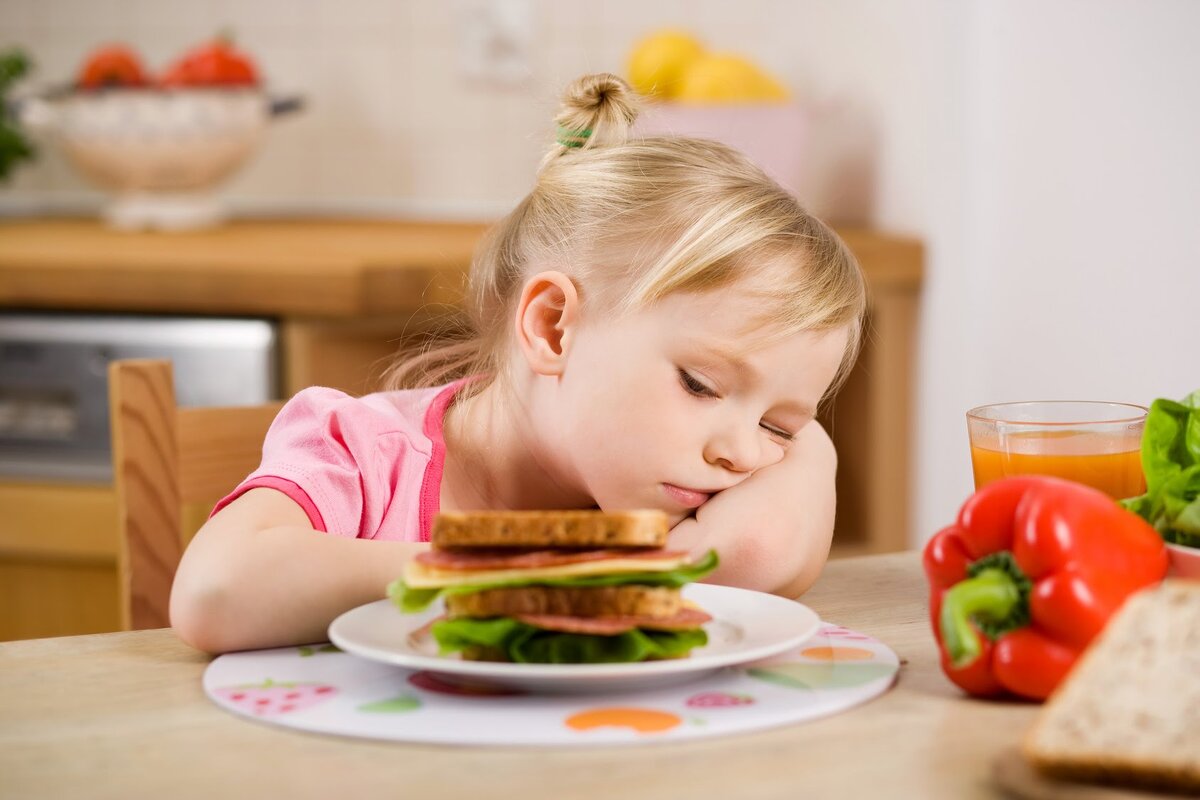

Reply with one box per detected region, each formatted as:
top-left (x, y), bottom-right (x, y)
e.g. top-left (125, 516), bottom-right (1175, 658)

top-left (966, 401), bottom-right (1147, 499)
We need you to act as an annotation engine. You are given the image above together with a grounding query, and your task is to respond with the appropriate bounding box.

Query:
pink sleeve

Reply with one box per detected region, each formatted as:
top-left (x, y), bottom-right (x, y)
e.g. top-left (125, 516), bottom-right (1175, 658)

top-left (211, 387), bottom-right (410, 538)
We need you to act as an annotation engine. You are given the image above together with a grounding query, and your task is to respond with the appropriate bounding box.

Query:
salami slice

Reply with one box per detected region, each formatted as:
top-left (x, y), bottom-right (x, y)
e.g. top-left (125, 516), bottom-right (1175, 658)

top-left (511, 607), bottom-right (713, 635)
top-left (415, 547), bottom-right (688, 571)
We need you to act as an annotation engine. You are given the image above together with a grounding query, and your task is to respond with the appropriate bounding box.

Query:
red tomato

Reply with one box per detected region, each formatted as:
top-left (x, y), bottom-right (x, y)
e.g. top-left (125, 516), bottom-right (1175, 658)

top-left (77, 45), bottom-right (148, 89)
top-left (160, 37), bottom-right (259, 88)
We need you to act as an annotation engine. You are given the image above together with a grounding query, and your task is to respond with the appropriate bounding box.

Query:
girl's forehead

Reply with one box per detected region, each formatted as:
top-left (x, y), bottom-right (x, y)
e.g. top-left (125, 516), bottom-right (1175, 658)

top-left (600, 284), bottom-right (842, 357)
top-left (643, 288), bottom-right (789, 340)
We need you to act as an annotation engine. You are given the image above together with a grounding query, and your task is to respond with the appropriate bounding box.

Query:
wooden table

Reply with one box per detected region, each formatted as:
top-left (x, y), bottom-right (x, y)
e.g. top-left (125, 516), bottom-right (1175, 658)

top-left (0, 553), bottom-right (1039, 798)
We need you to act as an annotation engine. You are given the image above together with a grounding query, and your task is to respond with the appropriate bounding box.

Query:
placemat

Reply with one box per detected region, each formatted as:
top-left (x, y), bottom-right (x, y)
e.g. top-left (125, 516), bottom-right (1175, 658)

top-left (203, 622), bottom-right (897, 746)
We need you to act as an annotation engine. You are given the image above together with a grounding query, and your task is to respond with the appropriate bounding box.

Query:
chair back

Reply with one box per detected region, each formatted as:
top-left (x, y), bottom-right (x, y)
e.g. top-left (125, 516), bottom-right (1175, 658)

top-left (108, 359), bottom-right (283, 630)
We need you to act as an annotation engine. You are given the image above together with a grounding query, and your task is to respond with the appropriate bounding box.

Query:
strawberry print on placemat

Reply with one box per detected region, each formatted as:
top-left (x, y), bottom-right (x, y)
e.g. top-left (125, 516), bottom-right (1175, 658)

top-left (213, 679), bottom-right (337, 716)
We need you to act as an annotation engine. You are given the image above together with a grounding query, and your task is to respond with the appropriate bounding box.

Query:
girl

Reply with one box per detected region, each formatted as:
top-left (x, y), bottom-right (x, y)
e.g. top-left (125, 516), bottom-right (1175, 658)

top-left (171, 73), bottom-right (867, 654)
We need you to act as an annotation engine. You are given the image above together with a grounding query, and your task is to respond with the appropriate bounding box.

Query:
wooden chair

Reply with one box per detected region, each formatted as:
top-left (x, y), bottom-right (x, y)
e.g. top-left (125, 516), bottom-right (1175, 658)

top-left (108, 359), bottom-right (284, 631)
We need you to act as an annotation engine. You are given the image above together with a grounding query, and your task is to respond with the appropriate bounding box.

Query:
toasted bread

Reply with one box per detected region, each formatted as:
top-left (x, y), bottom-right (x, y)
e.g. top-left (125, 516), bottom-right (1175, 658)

top-left (445, 585), bottom-right (682, 619)
top-left (1022, 579), bottom-right (1200, 793)
top-left (431, 509), bottom-right (668, 549)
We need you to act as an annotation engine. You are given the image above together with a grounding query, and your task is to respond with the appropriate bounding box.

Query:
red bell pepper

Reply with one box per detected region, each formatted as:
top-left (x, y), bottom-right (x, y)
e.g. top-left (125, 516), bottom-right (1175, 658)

top-left (923, 475), bottom-right (1168, 700)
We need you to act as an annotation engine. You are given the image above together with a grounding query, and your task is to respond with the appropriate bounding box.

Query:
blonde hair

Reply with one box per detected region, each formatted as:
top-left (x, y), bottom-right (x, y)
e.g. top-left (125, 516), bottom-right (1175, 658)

top-left (384, 73), bottom-right (867, 406)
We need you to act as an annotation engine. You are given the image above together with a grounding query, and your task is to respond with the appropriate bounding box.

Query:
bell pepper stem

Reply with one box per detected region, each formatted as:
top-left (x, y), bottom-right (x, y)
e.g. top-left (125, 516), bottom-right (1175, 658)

top-left (939, 568), bottom-right (1021, 669)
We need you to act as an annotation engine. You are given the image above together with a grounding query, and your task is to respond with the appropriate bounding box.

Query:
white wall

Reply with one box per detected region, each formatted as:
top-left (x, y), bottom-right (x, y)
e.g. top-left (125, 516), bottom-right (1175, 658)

top-left (3, 0), bottom-right (1197, 546)
top-left (0, 0), bottom-right (936, 222)
top-left (914, 0), bottom-right (1200, 541)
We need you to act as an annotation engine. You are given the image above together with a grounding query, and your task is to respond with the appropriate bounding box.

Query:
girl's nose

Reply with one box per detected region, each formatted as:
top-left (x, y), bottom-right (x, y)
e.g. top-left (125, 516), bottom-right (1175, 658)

top-left (703, 426), bottom-right (762, 474)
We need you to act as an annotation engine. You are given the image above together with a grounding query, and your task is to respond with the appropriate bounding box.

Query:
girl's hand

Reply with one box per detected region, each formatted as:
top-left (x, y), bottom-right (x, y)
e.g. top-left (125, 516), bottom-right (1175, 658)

top-left (668, 420), bottom-right (837, 598)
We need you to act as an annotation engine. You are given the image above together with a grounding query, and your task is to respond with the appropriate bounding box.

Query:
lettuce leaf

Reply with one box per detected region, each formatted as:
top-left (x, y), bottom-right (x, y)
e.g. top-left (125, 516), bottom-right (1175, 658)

top-left (429, 616), bottom-right (709, 663)
top-left (1120, 390), bottom-right (1200, 548)
top-left (387, 549), bottom-right (720, 613)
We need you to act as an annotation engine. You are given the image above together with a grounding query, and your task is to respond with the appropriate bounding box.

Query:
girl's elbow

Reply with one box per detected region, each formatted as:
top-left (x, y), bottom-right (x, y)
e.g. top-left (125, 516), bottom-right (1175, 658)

top-left (169, 561), bottom-right (237, 654)
top-left (772, 560), bottom-right (824, 599)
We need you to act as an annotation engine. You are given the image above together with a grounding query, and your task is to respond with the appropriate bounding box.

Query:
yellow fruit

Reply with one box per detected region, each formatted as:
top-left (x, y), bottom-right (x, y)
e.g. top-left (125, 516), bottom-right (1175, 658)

top-left (676, 53), bottom-right (790, 104)
top-left (627, 30), bottom-right (706, 99)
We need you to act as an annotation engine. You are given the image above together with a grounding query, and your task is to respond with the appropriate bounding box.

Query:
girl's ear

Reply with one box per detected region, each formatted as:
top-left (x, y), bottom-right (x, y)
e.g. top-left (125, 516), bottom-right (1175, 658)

top-left (514, 271), bottom-right (581, 376)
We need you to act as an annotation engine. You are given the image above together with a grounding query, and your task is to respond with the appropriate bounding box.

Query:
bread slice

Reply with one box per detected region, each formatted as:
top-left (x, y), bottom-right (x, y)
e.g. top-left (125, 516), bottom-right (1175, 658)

top-left (431, 509), bottom-right (668, 549)
top-left (445, 585), bottom-right (682, 619)
top-left (1023, 579), bottom-right (1200, 793)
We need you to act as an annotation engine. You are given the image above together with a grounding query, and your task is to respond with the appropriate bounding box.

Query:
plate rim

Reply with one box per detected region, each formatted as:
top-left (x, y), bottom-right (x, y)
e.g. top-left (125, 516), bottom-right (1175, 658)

top-left (327, 583), bottom-right (821, 680)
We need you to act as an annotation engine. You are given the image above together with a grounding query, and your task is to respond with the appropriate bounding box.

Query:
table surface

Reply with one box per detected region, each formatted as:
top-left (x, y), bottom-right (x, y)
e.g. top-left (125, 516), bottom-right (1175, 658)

top-left (0, 552), bottom-right (1040, 799)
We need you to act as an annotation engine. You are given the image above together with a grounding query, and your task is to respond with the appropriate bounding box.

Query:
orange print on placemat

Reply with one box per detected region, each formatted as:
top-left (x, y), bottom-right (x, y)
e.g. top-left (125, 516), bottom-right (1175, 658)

top-left (800, 646), bottom-right (875, 661)
top-left (565, 707), bottom-right (682, 734)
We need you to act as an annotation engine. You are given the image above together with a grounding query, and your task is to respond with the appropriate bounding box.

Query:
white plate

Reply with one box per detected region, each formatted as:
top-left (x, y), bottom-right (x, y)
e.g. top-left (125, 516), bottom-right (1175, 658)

top-left (328, 583), bottom-right (821, 693)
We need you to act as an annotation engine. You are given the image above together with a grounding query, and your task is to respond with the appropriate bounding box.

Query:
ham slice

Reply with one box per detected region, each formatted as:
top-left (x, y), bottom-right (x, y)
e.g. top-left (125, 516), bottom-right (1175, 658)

top-left (511, 606), bottom-right (713, 635)
top-left (415, 547), bottom-right (688, 572)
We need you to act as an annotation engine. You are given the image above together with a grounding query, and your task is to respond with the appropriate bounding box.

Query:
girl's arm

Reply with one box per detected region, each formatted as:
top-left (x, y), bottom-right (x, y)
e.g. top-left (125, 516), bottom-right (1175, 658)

top-left (667, 421), bottom-right (838, 598)
top-left (170, 488), bottom-right (428, 654)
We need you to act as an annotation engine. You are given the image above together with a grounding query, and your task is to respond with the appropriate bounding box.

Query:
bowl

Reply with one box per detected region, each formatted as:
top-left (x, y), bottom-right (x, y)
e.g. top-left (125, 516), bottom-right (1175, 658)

top-left (1166, 542), bottom-right (1200, 579)
top-left (19, 88), bottom-right (301, 230)
top-left (632, 103), bottom-right (807, 198)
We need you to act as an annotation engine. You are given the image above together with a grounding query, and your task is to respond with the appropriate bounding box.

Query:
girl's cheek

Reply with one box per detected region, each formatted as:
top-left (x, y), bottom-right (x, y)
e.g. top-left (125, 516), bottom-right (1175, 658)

top-left (766, 443), bottom-right (788, 468)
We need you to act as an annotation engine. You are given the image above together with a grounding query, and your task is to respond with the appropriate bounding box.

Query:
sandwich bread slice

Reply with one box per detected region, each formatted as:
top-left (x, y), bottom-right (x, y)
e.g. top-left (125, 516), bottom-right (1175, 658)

top-left (1022, 579), bottom-right (1200, 793)
top-left (387, 510), bottom-right (719, 664)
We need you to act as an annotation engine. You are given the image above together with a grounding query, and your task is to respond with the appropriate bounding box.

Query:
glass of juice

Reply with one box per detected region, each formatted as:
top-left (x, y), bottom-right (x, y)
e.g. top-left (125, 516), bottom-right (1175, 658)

top-left (967, 401), bottom-right (1147, 499)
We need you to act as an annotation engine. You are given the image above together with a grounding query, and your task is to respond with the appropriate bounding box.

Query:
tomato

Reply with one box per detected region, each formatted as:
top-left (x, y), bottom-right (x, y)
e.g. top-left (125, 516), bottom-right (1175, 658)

top-left (77, 45), bottom-right (148, 89)
top-left (160, 37), bottom-right (259, 88)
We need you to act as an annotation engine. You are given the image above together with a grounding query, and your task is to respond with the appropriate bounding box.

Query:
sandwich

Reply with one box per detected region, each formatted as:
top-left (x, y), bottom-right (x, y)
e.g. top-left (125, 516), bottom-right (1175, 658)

top-left (386, 509), bottom-right (719, 664)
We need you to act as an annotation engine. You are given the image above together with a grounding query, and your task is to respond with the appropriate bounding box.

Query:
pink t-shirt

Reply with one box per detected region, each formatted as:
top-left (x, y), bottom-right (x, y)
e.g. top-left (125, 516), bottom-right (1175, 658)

top-left (212, 378), bottom-right (470, 542)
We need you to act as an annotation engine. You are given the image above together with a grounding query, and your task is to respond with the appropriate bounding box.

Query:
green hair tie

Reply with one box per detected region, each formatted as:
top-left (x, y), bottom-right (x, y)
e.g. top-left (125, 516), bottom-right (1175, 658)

top-left (555, 125), bottom-right (593, 149)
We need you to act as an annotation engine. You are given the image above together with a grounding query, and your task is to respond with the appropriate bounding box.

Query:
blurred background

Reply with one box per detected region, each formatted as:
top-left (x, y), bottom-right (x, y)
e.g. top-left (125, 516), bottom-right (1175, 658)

top-left (1, 0), bottom-right (1197, 601)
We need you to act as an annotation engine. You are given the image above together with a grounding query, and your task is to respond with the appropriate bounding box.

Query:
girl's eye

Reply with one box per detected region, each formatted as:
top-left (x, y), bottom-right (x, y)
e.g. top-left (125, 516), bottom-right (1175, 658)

top-left (761, 423), bottom-right (796, 443)
top-left (678, 368), bottom-right (716, 398)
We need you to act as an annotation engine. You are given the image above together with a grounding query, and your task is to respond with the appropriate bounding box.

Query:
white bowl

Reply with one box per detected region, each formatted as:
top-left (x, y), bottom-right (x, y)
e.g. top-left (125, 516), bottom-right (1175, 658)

top-left (20, 89), bottom-right (299, 230)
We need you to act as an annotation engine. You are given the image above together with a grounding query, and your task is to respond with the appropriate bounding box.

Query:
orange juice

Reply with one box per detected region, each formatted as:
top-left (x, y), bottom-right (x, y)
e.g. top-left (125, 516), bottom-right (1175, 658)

top-left (970, 431), bottom-right (1145, 499)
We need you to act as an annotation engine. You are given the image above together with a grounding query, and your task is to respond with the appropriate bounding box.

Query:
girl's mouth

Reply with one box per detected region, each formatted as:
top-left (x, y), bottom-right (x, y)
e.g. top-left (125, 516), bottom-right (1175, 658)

top-left (662, 483), bottom-right (712, 509)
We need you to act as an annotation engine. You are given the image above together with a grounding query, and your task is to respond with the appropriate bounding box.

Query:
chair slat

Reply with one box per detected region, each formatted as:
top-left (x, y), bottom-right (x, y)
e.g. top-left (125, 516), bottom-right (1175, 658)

top-left (108, 360), bottom-right (182, 631)
top-left (109, 359), bottom-right (283, 631)
top-left (177, 404), bottom-right (283, 503)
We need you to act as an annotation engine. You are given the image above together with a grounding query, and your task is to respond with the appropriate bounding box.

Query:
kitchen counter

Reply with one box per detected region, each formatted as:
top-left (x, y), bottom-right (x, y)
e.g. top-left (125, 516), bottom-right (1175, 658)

top-left (0, 219), bottom-right (488, 317)
top-left (0, 219), bottom-right (921, 317)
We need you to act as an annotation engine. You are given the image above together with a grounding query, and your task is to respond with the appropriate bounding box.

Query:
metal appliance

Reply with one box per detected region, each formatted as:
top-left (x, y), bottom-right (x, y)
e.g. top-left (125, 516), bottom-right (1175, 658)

top-left (0, 312), bottom-right (278, 482)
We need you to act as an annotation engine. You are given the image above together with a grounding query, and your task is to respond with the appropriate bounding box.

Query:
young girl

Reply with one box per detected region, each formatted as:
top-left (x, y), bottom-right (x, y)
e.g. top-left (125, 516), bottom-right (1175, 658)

top-left (171, 73), bottom-right (867, 654)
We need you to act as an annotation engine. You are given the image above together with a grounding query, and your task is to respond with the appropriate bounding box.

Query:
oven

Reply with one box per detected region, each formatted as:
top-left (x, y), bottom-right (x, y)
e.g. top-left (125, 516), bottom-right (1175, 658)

top-left (0, 312), bottom-right (278, 482)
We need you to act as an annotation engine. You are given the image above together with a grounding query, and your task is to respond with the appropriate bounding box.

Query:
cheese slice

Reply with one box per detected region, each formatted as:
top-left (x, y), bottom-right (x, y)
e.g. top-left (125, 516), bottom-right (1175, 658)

top-left (403, 554), bottom-right (689, 589)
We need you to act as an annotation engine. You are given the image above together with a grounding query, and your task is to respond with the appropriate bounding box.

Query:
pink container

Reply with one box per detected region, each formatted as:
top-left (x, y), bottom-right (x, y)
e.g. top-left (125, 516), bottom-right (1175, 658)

top-left (633, 103), bottom-right (807, 198)
top-left (1166, 542), bottom-right (1200, 579)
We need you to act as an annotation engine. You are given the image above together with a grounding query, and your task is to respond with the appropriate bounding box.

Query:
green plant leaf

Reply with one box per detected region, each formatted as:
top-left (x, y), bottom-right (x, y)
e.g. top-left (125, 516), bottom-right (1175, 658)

top-left (1124, 390), bottom-right (1200, 549)
top-left (429, 616), bottom-right (708, 664)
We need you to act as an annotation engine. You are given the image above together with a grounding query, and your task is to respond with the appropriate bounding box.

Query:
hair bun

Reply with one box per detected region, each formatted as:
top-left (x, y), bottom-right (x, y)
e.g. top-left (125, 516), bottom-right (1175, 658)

top-left (546, 73), bottom-right (640, 161)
